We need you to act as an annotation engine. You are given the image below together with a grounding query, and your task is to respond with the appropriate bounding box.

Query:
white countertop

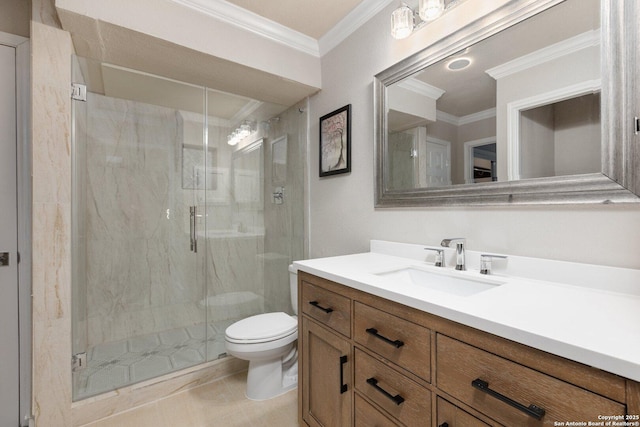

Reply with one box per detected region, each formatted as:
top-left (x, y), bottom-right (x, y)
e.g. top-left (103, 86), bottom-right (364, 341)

top-left (294, 240), bottom-right (640, 382)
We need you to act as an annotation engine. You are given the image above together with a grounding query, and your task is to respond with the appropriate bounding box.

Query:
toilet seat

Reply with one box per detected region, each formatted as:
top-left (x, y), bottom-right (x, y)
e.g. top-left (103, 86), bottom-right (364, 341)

top-left (225, 312), bottom-right (297, 344)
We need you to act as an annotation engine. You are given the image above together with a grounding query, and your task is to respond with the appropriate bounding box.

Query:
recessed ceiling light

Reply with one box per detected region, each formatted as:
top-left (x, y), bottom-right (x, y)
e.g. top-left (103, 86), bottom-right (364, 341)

top-left (447, 57), bottom-right (471, 71)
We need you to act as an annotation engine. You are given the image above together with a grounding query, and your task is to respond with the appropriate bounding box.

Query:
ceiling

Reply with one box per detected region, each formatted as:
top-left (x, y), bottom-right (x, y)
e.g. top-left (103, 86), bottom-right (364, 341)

top-left (224, 0), bottom-right (367, 39)
top-left (410, 0), bottom-right (599, 118)
top-left (59, 0), bottom-right (375, 126)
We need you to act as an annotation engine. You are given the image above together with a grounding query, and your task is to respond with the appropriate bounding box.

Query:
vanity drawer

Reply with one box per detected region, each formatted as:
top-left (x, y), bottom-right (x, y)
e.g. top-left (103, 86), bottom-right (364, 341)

top-left (355, 348), bottom-right (431, 426)
top-left (437, 397), bottom-right (491, 427)
top-left (354, 302), bottom-right (431, 382)
top-left (436, 334), bottom-right (626, 426)
top-left (355, 393), bottom-right (399, 427)
top-left (301, 280), bottom-right (351, 337)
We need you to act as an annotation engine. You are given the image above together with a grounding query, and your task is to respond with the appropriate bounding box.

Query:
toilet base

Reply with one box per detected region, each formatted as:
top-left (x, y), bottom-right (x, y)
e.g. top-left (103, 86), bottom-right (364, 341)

top-left (245, 356), bottom-right (298, 401)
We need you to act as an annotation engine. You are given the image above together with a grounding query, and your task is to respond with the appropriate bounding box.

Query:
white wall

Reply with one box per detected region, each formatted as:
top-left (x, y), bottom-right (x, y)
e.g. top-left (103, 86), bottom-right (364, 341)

top-left (308, 1), bottom-right (640, 269)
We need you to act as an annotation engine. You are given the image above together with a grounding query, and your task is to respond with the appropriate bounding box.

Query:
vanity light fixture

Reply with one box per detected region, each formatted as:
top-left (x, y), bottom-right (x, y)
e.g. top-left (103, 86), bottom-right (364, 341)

top-left (227, 121), bottom-right (255, 146)
top-left (419, 0), bottom-right (445, 21)
top-left (391, 0), bottom-right (465, 40)
top-left (391, 4), bottom-right (414, 39)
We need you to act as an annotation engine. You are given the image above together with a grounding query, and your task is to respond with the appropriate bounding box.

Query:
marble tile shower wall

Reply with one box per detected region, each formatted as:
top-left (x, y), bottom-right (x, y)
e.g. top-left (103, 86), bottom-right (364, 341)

top-left (263, 100), bottom-right (307, 314)
top-left (78, 94), bottom-right (197, 347)
top-left (77, 93), bottom-right (264, 349)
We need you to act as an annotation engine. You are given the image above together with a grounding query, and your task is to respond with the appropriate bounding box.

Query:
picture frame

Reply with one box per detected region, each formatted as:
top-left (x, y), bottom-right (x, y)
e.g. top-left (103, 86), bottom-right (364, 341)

top-left (319, 104), bottom-right (351, 177)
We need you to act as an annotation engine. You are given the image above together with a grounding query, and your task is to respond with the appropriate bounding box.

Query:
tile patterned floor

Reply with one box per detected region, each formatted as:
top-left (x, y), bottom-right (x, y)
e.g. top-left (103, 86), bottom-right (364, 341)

top-left (81, 371), bottom-right (299, 427)
top-left (75, 319), bottom-right (238, 400)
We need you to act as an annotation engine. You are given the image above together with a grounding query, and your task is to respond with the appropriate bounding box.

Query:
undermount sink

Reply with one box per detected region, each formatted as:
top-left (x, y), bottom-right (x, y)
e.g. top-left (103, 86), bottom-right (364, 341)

top-left (376, 267), bottom-right (505, 297)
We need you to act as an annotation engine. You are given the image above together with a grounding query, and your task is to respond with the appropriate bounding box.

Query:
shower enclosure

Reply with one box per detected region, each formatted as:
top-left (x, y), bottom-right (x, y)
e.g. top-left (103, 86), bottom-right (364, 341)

top-left (71, 56), bottom-right (306, 400)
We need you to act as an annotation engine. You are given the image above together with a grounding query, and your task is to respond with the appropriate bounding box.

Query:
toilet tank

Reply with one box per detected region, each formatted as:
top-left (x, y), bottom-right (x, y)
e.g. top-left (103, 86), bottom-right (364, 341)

top-left (289, 264), bottom-right (298, 315)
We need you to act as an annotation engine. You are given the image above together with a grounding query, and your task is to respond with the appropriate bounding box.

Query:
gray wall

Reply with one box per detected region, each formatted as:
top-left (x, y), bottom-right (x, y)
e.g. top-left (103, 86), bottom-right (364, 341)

top-left (0, 0), bottom-right (30, 37)
top-left (308, 1), bottom-right (640, 269)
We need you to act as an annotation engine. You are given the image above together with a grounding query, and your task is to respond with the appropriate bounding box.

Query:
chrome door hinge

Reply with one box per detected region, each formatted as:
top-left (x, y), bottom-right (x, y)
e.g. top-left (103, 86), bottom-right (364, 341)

top-left (72, 352), bottom-right (87, 372)
top-left (24, 415), bottom-right (35, 427)
top-left (71, 83), bottom-right (87, 101)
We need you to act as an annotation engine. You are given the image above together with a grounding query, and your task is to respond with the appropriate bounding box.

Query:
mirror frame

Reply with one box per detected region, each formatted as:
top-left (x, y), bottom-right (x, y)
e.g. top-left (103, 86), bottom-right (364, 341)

top-left (374, 0), bottom-right (639, 207)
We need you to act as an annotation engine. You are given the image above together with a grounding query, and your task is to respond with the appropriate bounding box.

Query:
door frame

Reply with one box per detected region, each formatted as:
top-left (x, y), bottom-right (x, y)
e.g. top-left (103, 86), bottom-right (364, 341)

top-left (464, 137), bottom-right (497, 184)
top-left (1, 30), bottom-right (32, 426)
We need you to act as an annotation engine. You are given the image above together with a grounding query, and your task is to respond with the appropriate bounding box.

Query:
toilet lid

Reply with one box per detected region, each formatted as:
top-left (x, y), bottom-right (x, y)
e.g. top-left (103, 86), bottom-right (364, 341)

top-left (226, 312), bottom-right (297, 342)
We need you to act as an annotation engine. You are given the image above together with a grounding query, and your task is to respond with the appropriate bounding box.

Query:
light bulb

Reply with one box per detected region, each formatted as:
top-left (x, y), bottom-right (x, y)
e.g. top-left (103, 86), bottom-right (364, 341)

top-left (419, 0), bottom-right (445, 21)
top-left (239, 123), bottom-right (251, 138)
top-left (391, 5), bottom-right (414, 39)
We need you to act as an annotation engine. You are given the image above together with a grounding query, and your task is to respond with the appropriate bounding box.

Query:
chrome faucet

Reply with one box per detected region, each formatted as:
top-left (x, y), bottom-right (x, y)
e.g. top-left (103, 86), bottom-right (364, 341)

top-left (441, 238), bottom-right (466, 270)
top-left (424, 247), bottom-right (444, 267)
top-left (480, 253), bottom-right (508, 275)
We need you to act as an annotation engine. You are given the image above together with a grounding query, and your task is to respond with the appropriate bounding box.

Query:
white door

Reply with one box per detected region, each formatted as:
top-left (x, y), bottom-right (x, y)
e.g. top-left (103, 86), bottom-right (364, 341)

top-left (0, 43), bottom-right (20, 427)
top-left (425, 139), bottom-right (451, 187)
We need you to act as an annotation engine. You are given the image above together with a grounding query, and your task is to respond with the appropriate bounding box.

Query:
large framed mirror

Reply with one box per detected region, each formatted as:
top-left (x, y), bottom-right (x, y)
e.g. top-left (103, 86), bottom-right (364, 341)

top-left (375, 0), bottom-right (639, 206)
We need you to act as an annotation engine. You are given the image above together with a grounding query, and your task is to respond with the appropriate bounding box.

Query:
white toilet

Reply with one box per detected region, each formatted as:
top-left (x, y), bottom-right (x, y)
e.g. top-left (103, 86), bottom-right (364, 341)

top-left (224, 265), bottom-right (299, 400)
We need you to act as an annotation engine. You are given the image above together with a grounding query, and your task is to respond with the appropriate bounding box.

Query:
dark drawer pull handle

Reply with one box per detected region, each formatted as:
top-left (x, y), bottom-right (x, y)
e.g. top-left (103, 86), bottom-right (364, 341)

top-left (339, 355), bottom-right (348, 394)
top-left (309, 300), bottom-right (333, 313)
top-left (471, 378), bottom-right (545, 420)
top-left (438, 423), bottom-right (449, 427)
top-left (366, 377), bottom-right (405, 405)
top-left (366, 328), bottom-right (404, 348)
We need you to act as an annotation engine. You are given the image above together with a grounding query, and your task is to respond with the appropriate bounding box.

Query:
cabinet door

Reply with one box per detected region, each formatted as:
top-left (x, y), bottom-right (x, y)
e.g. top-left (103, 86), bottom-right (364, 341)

top-left (302, 317), bottom-right (352, 427)
top-left (437, 397), bottom-right (492, 427)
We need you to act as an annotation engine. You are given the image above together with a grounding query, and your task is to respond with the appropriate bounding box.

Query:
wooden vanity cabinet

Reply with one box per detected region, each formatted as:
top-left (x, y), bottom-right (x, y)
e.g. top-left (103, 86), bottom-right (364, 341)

top-left (353, 301), bottom-right (431, 382)
top-left (437, 397), bottom-right (491, 427)
top-left (298, 271), bottom-right (640, 427)
top-left (354, 393), bottom-right (398, 427)
top-left (437, 334), bottom-right (626, 426)
top-left (300, 278), bottom-right (353, 427)
top-left (301, 317), bottom-right (352, 427)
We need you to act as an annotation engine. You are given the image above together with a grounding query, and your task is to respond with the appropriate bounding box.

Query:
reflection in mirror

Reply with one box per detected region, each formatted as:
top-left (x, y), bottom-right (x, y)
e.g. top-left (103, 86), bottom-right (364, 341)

top-left (518, 93), bottom-right (600, 180)
top-left (271, 136), bottom-right (288, 185)
top-left (233, 139), bottom-right (263, 206)
top-left (470, 142), bottom-right (496, 183)
top-left (383, 0), bottom-right (600, 192)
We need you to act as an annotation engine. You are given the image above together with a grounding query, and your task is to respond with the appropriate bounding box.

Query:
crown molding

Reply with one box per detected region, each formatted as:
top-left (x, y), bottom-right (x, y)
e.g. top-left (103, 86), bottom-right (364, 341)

top-left (436, 110), bottom-right (459, 125)
top-left (459, 107), bottom-right (496, 125)
top-left (486, 29), bottom-right (600, 80)
top-left (319, 0), bottom-right (394, 56)
top-left (170, 0), bottom-right (393, 58)
top-left (398, 78), bottom-right (446, 100)
top-left (436, 107), bottom-right (496, 126)
top-left (170, 0), bottom-right (320, 57)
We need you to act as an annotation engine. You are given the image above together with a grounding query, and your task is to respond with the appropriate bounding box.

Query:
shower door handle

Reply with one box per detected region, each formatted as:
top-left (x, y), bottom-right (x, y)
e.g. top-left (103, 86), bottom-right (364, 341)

top-left (190, 206), bottom-right (197, 253)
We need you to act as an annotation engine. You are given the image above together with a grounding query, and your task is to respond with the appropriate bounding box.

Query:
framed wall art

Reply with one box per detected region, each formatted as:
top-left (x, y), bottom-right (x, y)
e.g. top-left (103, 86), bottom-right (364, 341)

top-left (319, 104), bottom-right (351, 177)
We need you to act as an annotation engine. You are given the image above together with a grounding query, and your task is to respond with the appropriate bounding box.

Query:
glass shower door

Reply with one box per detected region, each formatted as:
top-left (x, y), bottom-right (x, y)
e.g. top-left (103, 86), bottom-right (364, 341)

top-left (201, 88), bottom-right (266, 359)
top-left (71, 56), bottom-right (209, 400)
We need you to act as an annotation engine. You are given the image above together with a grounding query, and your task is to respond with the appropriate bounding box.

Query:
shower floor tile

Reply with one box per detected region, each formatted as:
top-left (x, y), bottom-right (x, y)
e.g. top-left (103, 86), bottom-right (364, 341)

top-left (74, 319), bottom-right (240, 400)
